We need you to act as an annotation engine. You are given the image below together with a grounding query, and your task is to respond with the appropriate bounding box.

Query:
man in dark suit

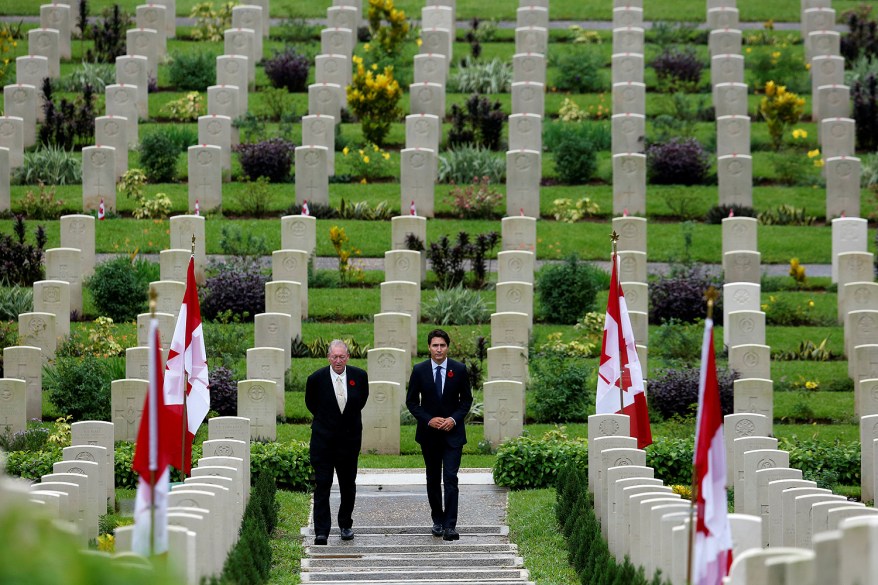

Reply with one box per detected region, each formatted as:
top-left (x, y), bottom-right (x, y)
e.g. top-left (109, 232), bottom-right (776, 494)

top-left (305, 339), bottom-right (369, 545)
top-left (406, 329), bottom-right (473, 541)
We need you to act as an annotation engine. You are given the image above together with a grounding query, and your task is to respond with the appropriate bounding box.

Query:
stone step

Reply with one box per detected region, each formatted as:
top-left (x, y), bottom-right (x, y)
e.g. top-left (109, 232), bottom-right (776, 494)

top-left (303, 555), bottom-right (524, 569)
top-left (304, 534), bottom-right (513, 546)
top-left (300, 568), bottom-right (531, 582)
top-left (301, 525), bottom-right (508, 536)
top-left (306, 544), bottom-right (518, 555)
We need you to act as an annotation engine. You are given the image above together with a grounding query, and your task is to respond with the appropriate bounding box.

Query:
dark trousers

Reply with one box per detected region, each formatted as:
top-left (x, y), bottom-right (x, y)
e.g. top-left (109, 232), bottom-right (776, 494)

top-left (421, 441), bottom-right (463, 529)
top-left (311, 446), bottom-right (359, 536)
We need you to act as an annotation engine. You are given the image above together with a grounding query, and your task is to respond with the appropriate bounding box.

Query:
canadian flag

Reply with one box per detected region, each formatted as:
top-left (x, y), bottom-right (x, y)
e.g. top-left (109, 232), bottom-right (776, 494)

top-left (595, 250), bottom-right (652, 448)
top-left (98, 198), bottom-right (105, 220)
top-left (410, 200), bottom-right (416, 216)
top-left (302, 200), bottom-right (310, 216)
top-left (692, 315), bottom-right (733, 584)
top-left (131, 314), bottom-right (178, 555)
top-left (194, 199), bottom-right (200, 216)
top-left (163, 256), bottom-right (210, 475)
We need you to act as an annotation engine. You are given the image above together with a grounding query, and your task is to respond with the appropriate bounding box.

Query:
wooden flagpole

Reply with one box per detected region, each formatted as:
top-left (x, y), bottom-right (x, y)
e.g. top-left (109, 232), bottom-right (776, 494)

top-left (610, 230), bottom-right (624, 413)
top-left (148, 287), bottom-right (157, 557)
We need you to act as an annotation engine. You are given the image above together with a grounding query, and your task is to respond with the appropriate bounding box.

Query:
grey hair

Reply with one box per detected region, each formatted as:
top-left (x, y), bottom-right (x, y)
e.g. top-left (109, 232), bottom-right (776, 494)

top-left (327, 339), bottom-right (350, 355)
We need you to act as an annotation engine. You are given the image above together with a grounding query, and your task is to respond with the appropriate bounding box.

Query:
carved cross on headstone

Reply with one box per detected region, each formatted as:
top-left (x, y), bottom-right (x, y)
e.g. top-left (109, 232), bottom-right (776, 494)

top-left (198, 174), bottom-right (212, 198)
top-left (115, 396), bottom-right (138, 436)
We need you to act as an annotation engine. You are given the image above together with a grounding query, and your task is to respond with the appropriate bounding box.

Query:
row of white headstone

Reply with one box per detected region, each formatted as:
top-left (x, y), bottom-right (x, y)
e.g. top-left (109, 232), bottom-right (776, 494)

top-left (590, 409), bottom-right (878, 585)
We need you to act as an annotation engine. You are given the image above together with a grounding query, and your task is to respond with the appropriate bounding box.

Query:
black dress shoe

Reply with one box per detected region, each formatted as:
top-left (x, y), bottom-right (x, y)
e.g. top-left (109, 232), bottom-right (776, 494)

top-left (431, 523), bottom-right (444, 537)
top-left (340, 528), bottom-right (355, 540)
top-left (443, 528), bottom-right (460, 541)
top-left (314, 534), bottom-right (328, 545)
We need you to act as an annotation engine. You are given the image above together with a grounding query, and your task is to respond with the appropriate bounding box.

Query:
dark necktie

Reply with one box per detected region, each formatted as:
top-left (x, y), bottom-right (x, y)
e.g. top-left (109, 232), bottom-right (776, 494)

top-left (434, 365), bottom-right (443, 398)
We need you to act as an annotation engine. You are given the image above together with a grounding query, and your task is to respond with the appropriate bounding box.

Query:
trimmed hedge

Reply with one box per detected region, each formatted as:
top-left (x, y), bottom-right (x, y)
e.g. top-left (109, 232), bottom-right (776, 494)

top-left (492, 431), bottom-right (861, 490)
top-left (7, 440), bottom-right (314, 492)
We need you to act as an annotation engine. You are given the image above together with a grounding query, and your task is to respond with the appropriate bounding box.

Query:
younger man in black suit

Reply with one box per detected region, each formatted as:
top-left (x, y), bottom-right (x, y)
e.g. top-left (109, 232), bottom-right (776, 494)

top-left (406, 329), bottom-right (473, 541)
top-left (305, 339), bottom-right (370, 545)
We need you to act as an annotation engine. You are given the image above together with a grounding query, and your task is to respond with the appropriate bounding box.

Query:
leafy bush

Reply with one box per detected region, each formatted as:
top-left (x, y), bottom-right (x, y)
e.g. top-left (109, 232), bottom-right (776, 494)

top-left (347, 55), bottom-right (403, 145)
top-left (367, 0), bottom-right (410, 56)
top-left (852, 73), bottom-right (878, 152)
top-left (0, 426), bottom-right (50, 453)
top-left (157, 124), bottom-right (199, 153)
top-left (781, 436), bottom-right (860, 486)
top-left (444, 176), bottom-right (503, 219)
top-left (167, 50), bottom-right (216, 91)
top-left (530, 355), bottom-right (592, 423)
top-left (422, 286), bottom-right (490, 325)
top-left (54, 62), bottom-right (116, 92)
top-left (208, 365), bottom-right (238, 416)
top-left (646, 137), bottom-right (710, 185)
top-left (0, 216), bottom-right (46, 286)
top-left (16, 146), bottom-right (82, 186)
top-left (39, 79), bottom-right (96, 150)
top-left (426, 231), bottom-right (499, 289)
top-left (747, 46), bottom-right (808, 94)
top-left (492, 429), bottom-right (587, 489)
top-left (138, 131), bottom-right (181, 183)
top-left (203, 310), bottom-right (253, 367)
top-left (705, 204), bottom-right (758, 224)
top-left (85, 4), bottom-right (129, 63)
top-left (550, 197), bottom-right (600, 222)
top-left (536, 255), bottom-right (606, 324)
top-left (264, 46), bottom-right (310, 92)
top-left (250, 440), bottom-right (313, 490)
top-left (201, 268), bottom-right (268, 322)
top-left (341, 143), bottom-right (394, 182)
top-left (651, 46), bottom-right (704, 91)
top-left (651, 318), bottom-right (704, 362)
top-left (232, 176), bottom-right (274, 217)
top-left (645, 438), bottom-right (695, 485)
top-left (19, 183), bottom-right (64, 220)
top-left (650, 20), bottom-right (704, 45)
top-left (438, 145), bottom-right (506, 184)
top-left (235, 138), bottom-right (295, 183)
top-left (841, 5), bottom-right (878, 65)
top-left (336, 198), bottom-right (394, 221)
top-left (553, 47), bottom-right (604, 93)
top-left (86, 256), bottom-right (148, 322)
top-left (757, 204), bottom-right (817, 226)
top-left (3, 445), bottom-right (63, 480)
top-left (649, 265), bottom-right (722, 324)
top-left (0, 285), bottom-right (32, 320)
top-left (453, 57), bottom-right (512, 93)
top-left (45, 356), bottom-right (116, 421)
top-left (648, 366), bottom-right (736, 421)
top-left (189, 0), bottom-right (234, 42)
top-left (160, 91), bottom-right (204, 122)
top-left (544, 120), bottom-right (609, 184)
top-left (448, 94), bottom-right (506, 151)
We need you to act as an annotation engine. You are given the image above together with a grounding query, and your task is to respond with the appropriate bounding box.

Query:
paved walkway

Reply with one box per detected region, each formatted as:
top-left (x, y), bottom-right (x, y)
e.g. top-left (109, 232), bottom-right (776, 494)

top-left (298, 469), bottom-right (533, 584)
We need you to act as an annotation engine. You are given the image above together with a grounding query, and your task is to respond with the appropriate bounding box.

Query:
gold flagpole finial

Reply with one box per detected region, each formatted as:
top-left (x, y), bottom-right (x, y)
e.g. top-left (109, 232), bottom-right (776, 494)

top-left (191, 234), bottom-right (196, 255)
top-left (610, 230), bottom-right (620, 255)
top-left (149, 287), bottom-right (158, 317)
top-left (705, 286), bottom-right (719, 320)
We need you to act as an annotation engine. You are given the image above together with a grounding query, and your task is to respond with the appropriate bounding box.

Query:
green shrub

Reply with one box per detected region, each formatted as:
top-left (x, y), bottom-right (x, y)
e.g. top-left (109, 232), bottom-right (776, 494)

top-left (553, 47), bottom-right (605, 92)
top-left (422, 286), bottom-right (490, 325)
top-left (651, 318), bottom-right (703, 362)
top-left (44, 356), bottom-right (116, 421)
top-left (86, 256), bottom-right (148, 322)
top-left (249, 440), bottom-right (313, 491)
top-left (0, 426), bottom-right (50, 453)
top-left (15, 146), bottom-right (82, 186)
top-left (438, 145), bottom-right (506, 184)
top-left (493, 429), bottom-right (588, 489)
top-left (453, 57), bottom-right (512, 93)
top-left (168, 50), bottom-right (217, 91)
top-left (782, 436), bottom-right (860, 486)
top-left (4, 446), bottom-right (64, 480)
top-left (645, 438), bottom-right (694, 485)
top-left (138, 131), bottom-right (181, 183)
top-left (530, 355), bottom-right (592, 423)
top-left (0, 285), bottom-right (33, 320)
top-left (535, 255), bottom-right (606, 324)
top-left (544, 121), bottom-right (609, 184)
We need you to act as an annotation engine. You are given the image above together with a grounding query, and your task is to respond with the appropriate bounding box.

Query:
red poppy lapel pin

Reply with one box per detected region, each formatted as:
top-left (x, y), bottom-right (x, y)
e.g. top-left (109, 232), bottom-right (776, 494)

top-left (349, 379), bottom-right (355, 386)
top-left (447, 370), bottom-right (454, 378)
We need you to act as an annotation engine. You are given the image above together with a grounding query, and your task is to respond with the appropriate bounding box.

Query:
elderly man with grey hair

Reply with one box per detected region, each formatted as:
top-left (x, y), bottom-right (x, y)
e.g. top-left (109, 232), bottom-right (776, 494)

top-left (305, 339), bottom-right (370, 545)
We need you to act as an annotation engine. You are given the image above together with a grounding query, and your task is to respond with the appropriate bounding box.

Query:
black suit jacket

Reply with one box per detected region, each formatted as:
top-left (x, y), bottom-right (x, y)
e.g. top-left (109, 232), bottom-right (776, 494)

top-left (406, 358), bottom-right (473, 449)
top-left (305, 365), bottom-right (369, 453)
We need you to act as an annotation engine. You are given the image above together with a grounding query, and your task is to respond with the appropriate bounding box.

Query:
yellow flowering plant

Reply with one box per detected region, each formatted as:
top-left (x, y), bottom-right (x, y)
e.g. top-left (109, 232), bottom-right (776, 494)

top-left (342, 143), bottom-right (394, 182)
top-left (367, 0), bottom-right (410, 56)
top-left (347, 56), bottom-right (403, 145)
top-left (760, 81), bottom-right (805, 150)
top-left (329, 226), bottom-right (364, 285)
top-left (189, 1), bottom-right (236, 42)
